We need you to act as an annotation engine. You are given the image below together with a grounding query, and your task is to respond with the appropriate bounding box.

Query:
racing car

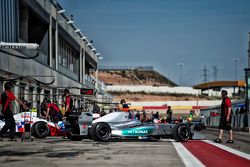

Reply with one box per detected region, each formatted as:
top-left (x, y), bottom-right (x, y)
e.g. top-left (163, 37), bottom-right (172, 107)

top-left (0, 110), bottom-right (93, 140)
top-left (0, 111), bottom-right (64, 139)
top-left (89, 112), bottom-right (192, 142)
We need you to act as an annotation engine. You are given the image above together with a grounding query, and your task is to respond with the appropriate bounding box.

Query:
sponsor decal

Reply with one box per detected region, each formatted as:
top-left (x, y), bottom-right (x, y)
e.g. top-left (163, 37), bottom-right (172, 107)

top-left (127, 129), bottom-right (148, 134)
top-left (121, 126), bottom-right (155, 136)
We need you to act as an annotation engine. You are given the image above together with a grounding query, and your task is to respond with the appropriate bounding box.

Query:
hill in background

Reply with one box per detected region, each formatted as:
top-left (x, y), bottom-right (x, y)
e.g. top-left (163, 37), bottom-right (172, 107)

top-left (99, 66), bottom-right (177, 86)
top-left (98, 66), bottom-right (210, 102)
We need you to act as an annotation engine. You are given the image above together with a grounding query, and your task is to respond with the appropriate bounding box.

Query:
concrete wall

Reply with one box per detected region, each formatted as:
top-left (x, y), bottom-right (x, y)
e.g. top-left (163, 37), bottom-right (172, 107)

top-left (107, 85), bottom-right (200, 95)
top-left (107, 85), bottom-right (236, 97)
top-left (130, 100), bottom-right (221, 107)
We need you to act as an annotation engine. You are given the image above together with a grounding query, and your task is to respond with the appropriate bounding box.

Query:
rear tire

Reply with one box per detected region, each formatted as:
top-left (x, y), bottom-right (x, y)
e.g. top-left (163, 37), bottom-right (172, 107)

top-left (90, 122), bottom-right (111, 142)
top-left (31, 121), bottom-right (49, 138)
top-left (173, 123), bottom-right (190, 142)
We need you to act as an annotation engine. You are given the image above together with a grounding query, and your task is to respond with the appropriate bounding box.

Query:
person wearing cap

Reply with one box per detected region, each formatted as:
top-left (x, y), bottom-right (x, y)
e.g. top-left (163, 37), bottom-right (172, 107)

top-left (214, 90), bottom-right (234, 143)
top-left (0, 82), bottom-right (28, 141)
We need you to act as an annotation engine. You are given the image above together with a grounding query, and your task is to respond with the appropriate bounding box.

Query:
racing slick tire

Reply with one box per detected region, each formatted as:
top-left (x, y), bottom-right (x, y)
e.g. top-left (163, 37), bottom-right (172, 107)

top-left (90, 122), bottom-right (111, 142)
top-left (31, 121), bottom-right (50, 138)
top-left (173, 123), bottom-right (190, 142)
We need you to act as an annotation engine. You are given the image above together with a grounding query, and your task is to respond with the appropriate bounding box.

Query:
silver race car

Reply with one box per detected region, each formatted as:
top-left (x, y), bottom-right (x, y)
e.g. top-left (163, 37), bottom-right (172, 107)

top-left (89, 112), bottom-right (192, 142)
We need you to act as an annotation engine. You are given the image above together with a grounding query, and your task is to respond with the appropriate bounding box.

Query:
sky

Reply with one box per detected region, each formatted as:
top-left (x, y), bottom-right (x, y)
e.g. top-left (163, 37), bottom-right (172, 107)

top-left (59, 0), bottom-right (250, 86)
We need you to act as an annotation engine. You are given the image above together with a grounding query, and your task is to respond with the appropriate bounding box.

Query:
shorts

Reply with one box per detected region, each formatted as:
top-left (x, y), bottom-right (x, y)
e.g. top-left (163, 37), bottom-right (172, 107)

top-left (51, 112), bottom-right (62, 124)
top-left (218, 116), bottom-right (232, 130)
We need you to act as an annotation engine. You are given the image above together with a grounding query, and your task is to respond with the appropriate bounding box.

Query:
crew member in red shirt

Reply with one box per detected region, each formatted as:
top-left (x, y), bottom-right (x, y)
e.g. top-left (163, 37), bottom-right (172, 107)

top-left (214, 90), bottom-right (234, 143)
top-left (62, 89), bottom-right (73, 136)
top-left (63, 89), bottom-right (72, 118)
top-left (0, 82), bottom-right (27, 141)
top-left (46, 100), bottom-right (62, 130)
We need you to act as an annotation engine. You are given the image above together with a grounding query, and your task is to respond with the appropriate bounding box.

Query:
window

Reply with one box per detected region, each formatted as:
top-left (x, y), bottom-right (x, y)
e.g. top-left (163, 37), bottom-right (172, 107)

top-left (58, 38), bottom-right (79, 74)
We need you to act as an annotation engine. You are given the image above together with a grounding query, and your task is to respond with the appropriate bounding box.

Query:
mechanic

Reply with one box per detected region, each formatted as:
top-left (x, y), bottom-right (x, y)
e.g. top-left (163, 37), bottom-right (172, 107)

top-left (45, 100), bottom-right (62, 130)
top-left (135, 111), bottom-right (140, 120)
top-left (0, 81), bottom-right (28, 141)
top-left (154, 111), bottom-right (160, 120)
top-left (93, 102), bottom-right (100, 113)
top-left (214, 90), bottom-right (234, 144)
top-left (166, 106), bottom-right (173, 123)
top-left (62, 89), bottom-right (74, 138)
top-left (40, 98), bottom-right (49, 118)
top-left (20, 99), bottom-right (29, 112)
top-left (63, 89), bottom-right (73, 119)
top-left (100, 108), bottom-right (106, 117)
top-left (141, 110), bottom-right (147, 122)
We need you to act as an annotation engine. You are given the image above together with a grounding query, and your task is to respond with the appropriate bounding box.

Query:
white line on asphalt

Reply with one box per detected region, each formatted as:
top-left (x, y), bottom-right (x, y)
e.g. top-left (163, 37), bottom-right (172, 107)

top-left (171, 140), bottom-right (205, 167)
top-left (203, 140), bottom-right (250, 160)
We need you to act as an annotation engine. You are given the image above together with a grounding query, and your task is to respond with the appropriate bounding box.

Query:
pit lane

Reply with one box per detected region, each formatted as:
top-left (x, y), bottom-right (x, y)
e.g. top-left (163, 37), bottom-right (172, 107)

top-left (0, 138), bottom-right (184, 167)
top-left (1, 129), bottom-right (250, 167)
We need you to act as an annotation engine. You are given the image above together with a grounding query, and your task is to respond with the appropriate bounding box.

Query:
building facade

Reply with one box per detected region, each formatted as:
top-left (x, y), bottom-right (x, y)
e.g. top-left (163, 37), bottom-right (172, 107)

top-left (0, 0), bottom-right (112, 112)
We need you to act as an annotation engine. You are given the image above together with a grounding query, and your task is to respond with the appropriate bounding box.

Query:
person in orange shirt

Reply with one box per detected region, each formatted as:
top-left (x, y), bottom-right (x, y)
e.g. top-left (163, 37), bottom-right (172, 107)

top-left (120, 99), bottom-right (129, 112)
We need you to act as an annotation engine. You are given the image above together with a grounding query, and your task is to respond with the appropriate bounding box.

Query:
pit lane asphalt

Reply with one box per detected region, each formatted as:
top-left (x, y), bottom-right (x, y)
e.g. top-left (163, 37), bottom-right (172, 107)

top-left (1, 129), bottom-right (249, 167)
top-left (0, 138), bottom-right (184, 167)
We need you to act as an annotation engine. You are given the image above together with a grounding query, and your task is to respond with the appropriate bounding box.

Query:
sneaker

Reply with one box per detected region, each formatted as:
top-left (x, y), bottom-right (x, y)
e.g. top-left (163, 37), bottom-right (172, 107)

top-left (226, 140), bottom-right (234, 144)
top-left (213, 138), bottom-right (222, 143)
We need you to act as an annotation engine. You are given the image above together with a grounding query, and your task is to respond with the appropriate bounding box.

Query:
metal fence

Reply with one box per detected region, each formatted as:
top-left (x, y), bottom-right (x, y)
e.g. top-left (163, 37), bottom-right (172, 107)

top-left (202, 113), bottom-right (250, 129)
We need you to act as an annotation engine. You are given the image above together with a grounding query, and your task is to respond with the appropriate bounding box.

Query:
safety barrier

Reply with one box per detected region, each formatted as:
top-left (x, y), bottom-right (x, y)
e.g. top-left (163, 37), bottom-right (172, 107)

top-left (205, 113), bottom-right (250, 130)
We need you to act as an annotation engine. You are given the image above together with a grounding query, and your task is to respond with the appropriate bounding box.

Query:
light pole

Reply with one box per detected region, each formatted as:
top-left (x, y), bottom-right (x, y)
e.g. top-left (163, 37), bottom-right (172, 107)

top-left (95, 53), bottom-right (103, 100)
top-left (233, 58), bottom-right (239, 81)
top-left (178, 63), bottom-right (184, 86)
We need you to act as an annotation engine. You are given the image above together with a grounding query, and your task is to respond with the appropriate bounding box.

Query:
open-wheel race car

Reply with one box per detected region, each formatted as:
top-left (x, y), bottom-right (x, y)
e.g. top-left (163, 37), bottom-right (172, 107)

top-left (90, 112), bottom-right (193, 142)
top-left (0, 110), bottom-right (93, 141)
